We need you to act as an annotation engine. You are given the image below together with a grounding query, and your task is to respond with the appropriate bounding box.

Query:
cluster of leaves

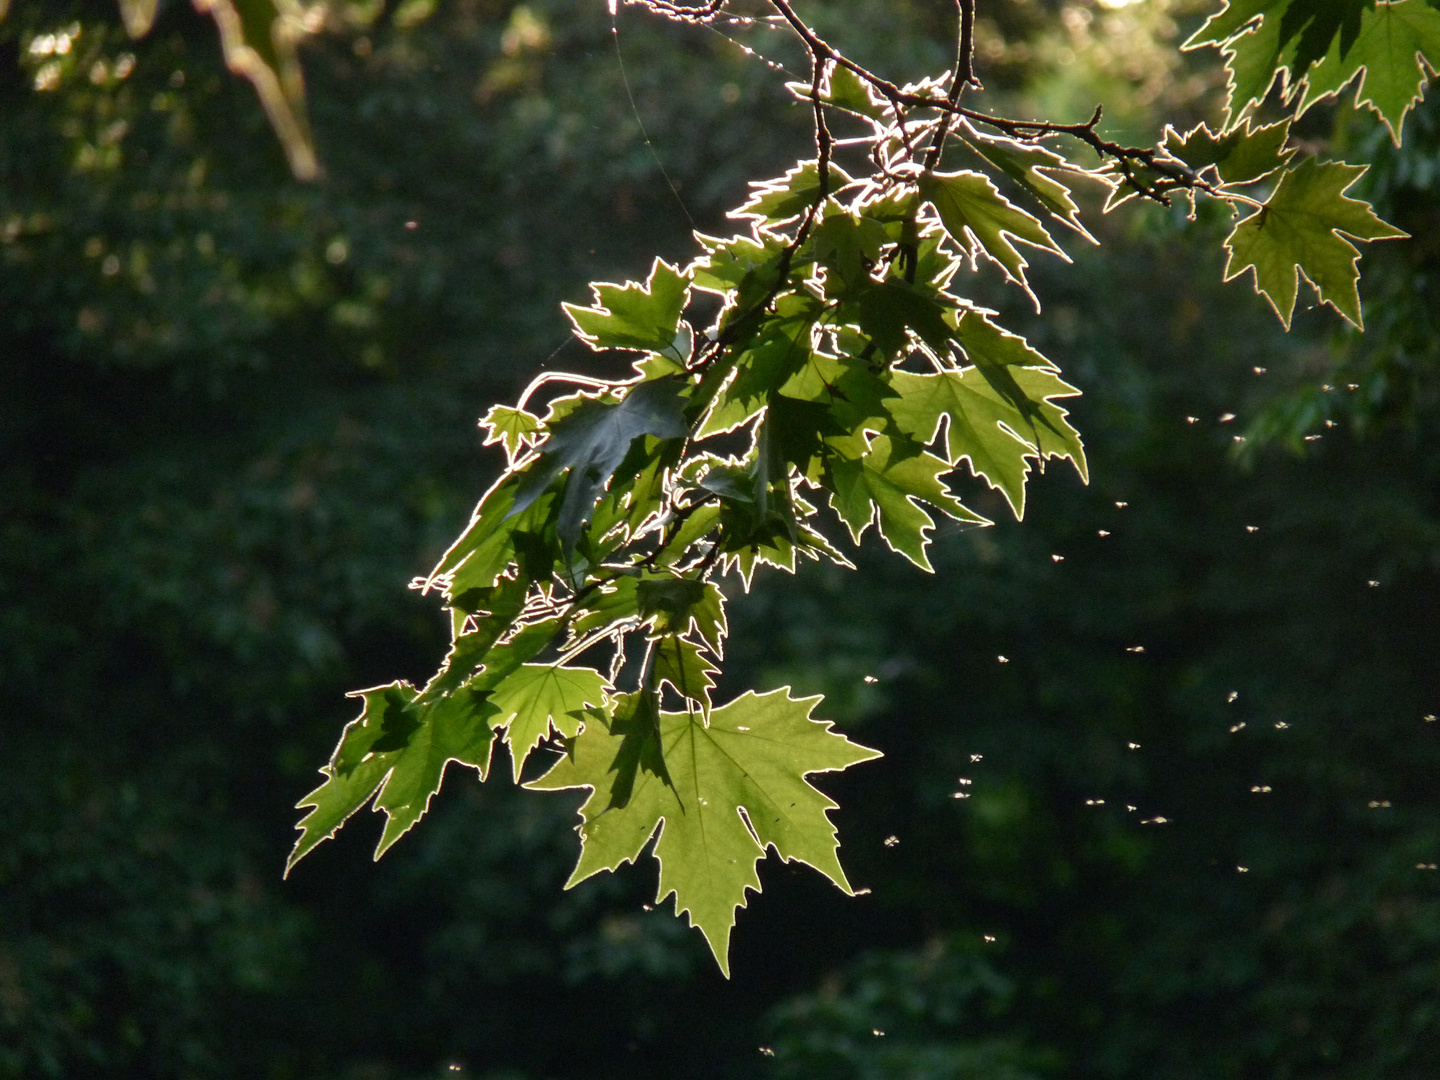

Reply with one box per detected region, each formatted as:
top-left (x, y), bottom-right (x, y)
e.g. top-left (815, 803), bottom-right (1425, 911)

top-left (1184, 0), bottom-right (1440, 142)
top-left (285, 0), bottom-right (1422, 974)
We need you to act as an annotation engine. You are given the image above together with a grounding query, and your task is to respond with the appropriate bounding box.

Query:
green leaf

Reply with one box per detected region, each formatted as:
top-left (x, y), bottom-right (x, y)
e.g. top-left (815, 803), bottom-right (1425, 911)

top-left (918, 171), bottom-right (1067, 302)
top-left (569, 576), bottom-right (641, 641)
top-left (489, 663), bottom-right (610, 782)
top-left (420, 575), bottom-right (530, 701)
top-left (656, 504), bottom-right (723, 567)
top-left (815, 63), bottom-right (890, 120)
top-left (479, 405), bottom-right (541, 461)
top-left (853, 279), bottom-right (958, 357)
top-left (515, 378), bottom-right (688, 557)
top-left (430, 477), bottom-right (522, 594)
top-left (825, 432), bottom-right (986, 570)
top-left (736, 160), bottom-right (853, 228)
top-left (956, 121), bottom-right (1093, 238)
top-left (1184, 0), bottom-right (1283, 50)
top-left (370, 688), bottom-right (501, 856)
top-left (652, 635), bottom-right (718, 712)
top-left (1224, 157), bottom-right (1408, 327)
top-left (690, 232), bottom-right (787, 295)
top-left (1164, 119), bottom-right (1296, 185)
top-left (637, 576), bottom-right (706, 631)
top-left (810, 210), bottom-right (891, 292)
top-left (1297, 0), bottom-right (1440, 141)
top-left (563, 259), bottom-right (691, 354)
top-left (528, 688), bottom-right (881, 976)
top-left (888, 371), bottom-right (1032, 517)
top-left (287, 683), bottom-right (500, 872)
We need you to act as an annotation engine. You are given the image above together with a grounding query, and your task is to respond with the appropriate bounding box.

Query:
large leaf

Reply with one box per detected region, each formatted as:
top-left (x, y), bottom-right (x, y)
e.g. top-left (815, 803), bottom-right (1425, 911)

top-left (528, 689), bottom-right (881, 976)
top-left (1224, 157), bottom-right (1407, 327)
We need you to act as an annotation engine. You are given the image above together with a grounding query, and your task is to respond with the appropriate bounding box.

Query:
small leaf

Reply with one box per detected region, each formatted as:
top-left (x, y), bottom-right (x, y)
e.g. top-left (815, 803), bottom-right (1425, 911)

top-left (1224, 157), bottom-right (1408, 327)
top-left (480, 405), bottom-right (541, 462)
top-left (489, 663), bottom-right (610, 782)
top-left (736, 160), bottom-right (853, 228)
top-left (528, 689), bottom-right (881, 976)
top-left (790, 63), bottom-right (890, 120)
top-left (563, 259), bottom-right (691, 353)
top-left (918, 171), bottom-right (1068, 302)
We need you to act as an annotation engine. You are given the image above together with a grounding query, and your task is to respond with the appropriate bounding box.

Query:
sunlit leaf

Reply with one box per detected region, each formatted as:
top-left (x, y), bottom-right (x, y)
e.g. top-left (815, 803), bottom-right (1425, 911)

top-left (919, 170), bottom-right (1067, 302)
top-left (528, 689), bottom-right (880, 976)
top-left (563, 259), bottom-right (692, 355)
top-left (1224, 158), bottom-right (1407, 327)
top-left (489, 663), bottom-right (610, 782)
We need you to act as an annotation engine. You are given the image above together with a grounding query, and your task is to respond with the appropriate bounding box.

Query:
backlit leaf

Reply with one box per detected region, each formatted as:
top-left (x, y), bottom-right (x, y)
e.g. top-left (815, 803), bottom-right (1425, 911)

top-left (652, 635), bottom-right (718, 712)
top-left (480, 405), bottom-right (541, 462)
top-left (826, 432), bottom-right (986, 570)
top-left (1224, 157), bottom-right (1408, 327)
top-left (287, 683), bottom-right (500, 871)
top-left (918, 171), bottom-right (1067, 302)
top-left (564, 259), bottom-right (691, 354)
top-left (1297, 0), bottom-right (1440, 141)
top-left (489, 663), bottom-right (610, 782)
top-left (528, 689), bottom-right (881, 976)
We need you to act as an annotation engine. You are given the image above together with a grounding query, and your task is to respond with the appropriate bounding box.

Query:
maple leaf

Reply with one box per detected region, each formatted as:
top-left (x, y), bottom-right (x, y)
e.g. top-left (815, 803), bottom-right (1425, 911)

top-left (735, 160), bottom-right (854, 228)
top-left (652, 634), bottom-right (719, 713)
top-left (918, 170), bottom-right (1068, 304)
top-left (479, 405), bottom-right (541, 463)
top-left (1224, 158), bottom-right (1408, 328)
top-left (1164, 118), bottom-right (1297, 185)
top-left (527, 689), bottom-right (881, 976)
top-left (489, 663), bottom-right (610, 782)
top-left (512, 378), bottom-right (689, 557)
top-left (825, 431), bottom-right (986, 570)
top-left (287, 683), bottom-right (499, 872)
top-left (956, 120), bottom-right (1095, 240)
top-left (1298, 0), bottom-right (1440, 141)
top-left (563, 258), bottom-right (692, 355)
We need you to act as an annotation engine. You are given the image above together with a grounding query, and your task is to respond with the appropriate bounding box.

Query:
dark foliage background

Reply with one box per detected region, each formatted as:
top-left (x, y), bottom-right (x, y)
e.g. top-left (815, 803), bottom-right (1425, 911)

top-left (3, 1), bottom-right (1438, 1077)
